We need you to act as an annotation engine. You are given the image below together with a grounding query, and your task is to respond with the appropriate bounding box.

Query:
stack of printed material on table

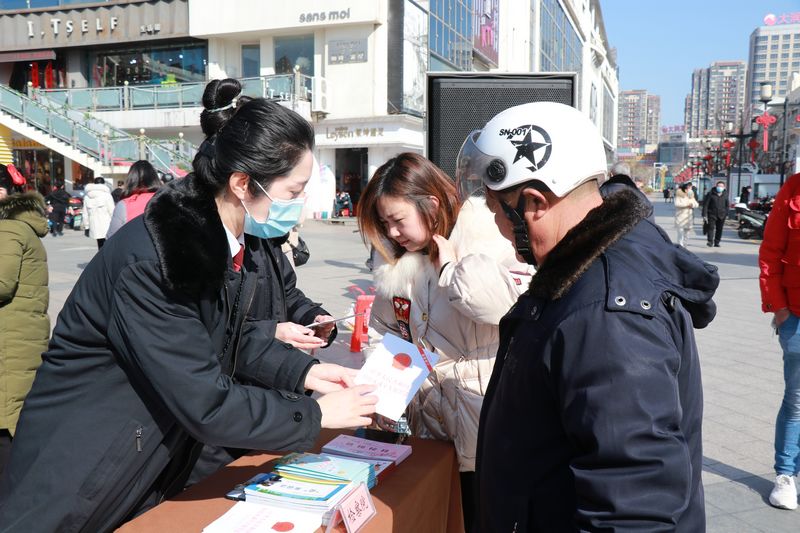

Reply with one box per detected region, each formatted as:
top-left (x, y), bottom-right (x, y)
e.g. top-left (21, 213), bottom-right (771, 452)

top-left (203, 501), bottom-right (322, 533)
top-left (276, 452), bottom-right (377, 489)
top-left (322, 434), bottom-right (412, 466)
top-left (244, 471), bottom-right (352, 515)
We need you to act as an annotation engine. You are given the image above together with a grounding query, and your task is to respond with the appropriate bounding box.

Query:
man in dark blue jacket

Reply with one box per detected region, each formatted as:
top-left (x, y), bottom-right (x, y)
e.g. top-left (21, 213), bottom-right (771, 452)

top-left (455, 102), bottom-right (719, 531)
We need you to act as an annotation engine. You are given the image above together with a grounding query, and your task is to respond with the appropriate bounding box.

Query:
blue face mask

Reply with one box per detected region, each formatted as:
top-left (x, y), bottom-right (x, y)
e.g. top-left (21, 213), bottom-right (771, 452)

top-left (242, 179), bottom-right (305, 239)
top-left (716, 186), bottom-right (725, 194)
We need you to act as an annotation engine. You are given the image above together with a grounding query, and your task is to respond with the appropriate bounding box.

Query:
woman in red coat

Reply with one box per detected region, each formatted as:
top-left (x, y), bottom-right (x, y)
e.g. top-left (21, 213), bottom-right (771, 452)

top-left (759, 172), bottom-right (800, 510)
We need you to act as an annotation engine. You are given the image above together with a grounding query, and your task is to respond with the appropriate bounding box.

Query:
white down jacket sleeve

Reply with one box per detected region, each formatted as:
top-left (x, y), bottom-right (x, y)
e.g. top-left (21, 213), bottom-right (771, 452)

top-left (438, 253), bottom-right (531, 324)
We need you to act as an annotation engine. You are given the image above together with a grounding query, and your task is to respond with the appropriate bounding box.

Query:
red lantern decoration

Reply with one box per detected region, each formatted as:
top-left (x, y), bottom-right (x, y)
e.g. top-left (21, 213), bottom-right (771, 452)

top-left (748, 139), bottom-right (760, 163)
top-left (722, 139), bottom-right (734, 167)
top-left (30, 62), bottom-right (39, 88)
top-left (756, 111), bottom-right (778, 151)
top-left (44, 61), bottom-right (54, 89)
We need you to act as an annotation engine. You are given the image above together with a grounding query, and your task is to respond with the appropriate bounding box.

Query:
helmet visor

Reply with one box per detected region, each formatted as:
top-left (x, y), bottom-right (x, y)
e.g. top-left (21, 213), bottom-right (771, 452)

top-left (455, 130), bottom-right (499, 202)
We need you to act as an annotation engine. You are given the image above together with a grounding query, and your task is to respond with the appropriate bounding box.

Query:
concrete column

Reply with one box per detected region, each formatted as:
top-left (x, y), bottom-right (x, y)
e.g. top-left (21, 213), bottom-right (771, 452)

top-left (66, 50), bottom-right (87, 88)
top-left (261, 36), bottom-right (275, 76)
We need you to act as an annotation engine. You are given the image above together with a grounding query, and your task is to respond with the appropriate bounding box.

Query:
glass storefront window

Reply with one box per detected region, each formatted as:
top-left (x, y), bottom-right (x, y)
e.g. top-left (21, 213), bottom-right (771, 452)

top-left (242, 44), bottom-right (261, 78)
top-left (13, 148), bottom-right (65, 195)
top-left (91, 41), bottom-right (207, 87)
top-left (274, 35), bottom-right (314, 76)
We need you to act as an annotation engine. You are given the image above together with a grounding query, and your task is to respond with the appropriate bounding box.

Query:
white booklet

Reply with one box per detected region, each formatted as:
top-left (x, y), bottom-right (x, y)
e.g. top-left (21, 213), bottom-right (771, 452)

top-left (203, 501), bottom-right (322, 533)
top-left (354, 333), bottom-right (438, 421)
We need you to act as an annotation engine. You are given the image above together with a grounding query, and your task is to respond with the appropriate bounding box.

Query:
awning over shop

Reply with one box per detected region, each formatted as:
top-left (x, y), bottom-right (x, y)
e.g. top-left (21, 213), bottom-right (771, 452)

top-left (0, 50), bottom-right (56, 64)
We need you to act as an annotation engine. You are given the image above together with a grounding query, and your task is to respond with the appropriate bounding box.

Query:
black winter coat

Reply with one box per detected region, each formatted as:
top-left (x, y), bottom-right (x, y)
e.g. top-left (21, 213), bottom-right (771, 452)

top-left (0, 176), bottom-right (328, 532)
top-left (702, 190), bottom-right (728, 219)
top-left (476, 191), bottom-right (719, 532)
top-left (45, 188), bottom-right (70, 215)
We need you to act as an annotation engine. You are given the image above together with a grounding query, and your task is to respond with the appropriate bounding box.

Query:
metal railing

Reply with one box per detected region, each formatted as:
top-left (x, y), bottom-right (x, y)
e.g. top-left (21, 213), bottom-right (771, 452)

top-left (0, 84), bottom-right (193, 175)
top-left (37, 74), bottom-right (313, 112)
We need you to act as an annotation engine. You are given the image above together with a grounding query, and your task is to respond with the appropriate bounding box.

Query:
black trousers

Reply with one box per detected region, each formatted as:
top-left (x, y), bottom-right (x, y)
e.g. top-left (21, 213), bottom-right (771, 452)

top-left (0, 429), bottom-right (12, 479)
top-left (707, 215), bottom-right (725, 245)
top-left (460, 471), bottom-right (478, 533)
top-left (49, 211), bottom-right (64, 234)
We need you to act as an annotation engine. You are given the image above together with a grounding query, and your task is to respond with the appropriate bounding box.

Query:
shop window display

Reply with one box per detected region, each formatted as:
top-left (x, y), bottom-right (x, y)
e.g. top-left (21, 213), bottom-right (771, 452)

top-left (91, 41), bottom-right (207, 87)
top-left (274, 35), bottom-right (314, 76)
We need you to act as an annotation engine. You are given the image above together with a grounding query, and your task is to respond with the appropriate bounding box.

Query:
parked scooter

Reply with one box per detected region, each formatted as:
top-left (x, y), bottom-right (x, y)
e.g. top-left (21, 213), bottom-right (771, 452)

top-left (736, 203), bottom-right (767, 240)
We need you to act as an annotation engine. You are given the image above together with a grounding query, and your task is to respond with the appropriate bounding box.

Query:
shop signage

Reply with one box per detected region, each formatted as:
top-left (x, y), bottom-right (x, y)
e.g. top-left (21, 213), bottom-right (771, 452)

top-left (299, 8), bottom-right (351, 24)
top-left (325, 126), bottom-right (385, 141)
top-left (328, 38), bottom-right (367, 64)
top-left (763, 12), bottom-right (800, 26)
top-left (27, 16), bottom-right (119, 38)
top-left (12, 138), bottom-right (45, 150)
top-left (0, 0), bottom-right (189, 51)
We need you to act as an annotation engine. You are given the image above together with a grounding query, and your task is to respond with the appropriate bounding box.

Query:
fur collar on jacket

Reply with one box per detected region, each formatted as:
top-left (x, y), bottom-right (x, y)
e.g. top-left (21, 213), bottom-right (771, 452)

top-left (0, 192), bottom-right (46, 220)
top-left (144, 175), bottom-right (229, 298)
top-left (374, 196), bottom-right (519, 298)
top-left (0, 192), bottom-right (48, 237)
top-left (529, 189), bottom-right (651, 301)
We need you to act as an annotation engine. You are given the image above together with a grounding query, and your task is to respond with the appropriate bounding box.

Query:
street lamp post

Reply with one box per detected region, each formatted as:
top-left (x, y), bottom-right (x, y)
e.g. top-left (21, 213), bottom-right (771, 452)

top-left (779, 92), bottom-right (797, 186)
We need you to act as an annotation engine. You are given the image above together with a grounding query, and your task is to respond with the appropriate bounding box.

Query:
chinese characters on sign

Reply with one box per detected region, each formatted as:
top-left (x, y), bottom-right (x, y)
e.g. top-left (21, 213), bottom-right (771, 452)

top-left (329, 39), bottom-right (368, 64)
top-left (325, 127), bottom-right (385, 141)
top-left (763, 12), bottom-right (800, 25)
top-left (338, 483), bottom-right (376, 533)
top-left (660, 125), bottom-right (685, 134)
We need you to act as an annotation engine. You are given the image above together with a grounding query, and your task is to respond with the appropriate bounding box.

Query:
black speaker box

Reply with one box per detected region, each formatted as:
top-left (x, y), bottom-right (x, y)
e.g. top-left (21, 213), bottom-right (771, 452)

top-left (426, 73), bottom-right (576, 179)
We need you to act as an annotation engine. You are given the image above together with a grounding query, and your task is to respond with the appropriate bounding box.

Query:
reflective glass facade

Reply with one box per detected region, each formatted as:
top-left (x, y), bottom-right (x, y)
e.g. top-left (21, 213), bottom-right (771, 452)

top-left (429, 0), bottom-right (473, 71)
top-left (540, 0), bottom-right (581, 74)
top-left (0, 0), bottom-right (113, 10)
top-left (90, 41), bottom-right (207, 87)
top-left (274, 34), bottom-right (314, 76)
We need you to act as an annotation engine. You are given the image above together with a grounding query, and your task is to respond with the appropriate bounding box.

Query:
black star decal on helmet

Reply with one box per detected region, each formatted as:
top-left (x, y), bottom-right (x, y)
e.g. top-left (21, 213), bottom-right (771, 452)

top-left (507, 125), bottom-right (552, 172)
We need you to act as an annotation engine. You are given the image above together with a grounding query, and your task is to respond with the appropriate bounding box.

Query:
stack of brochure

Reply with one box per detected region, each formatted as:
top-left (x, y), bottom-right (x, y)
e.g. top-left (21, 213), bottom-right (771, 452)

top-left (275, 452), bottom-right (375, 489)
top-left (243, 471), bottom-right (352, 515)
top-left (322, 434), bottom-right (412, 465)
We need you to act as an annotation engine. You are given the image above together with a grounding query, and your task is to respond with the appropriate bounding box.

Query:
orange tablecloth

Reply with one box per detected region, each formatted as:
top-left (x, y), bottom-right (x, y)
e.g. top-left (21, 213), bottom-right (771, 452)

top-left (117, 429), bottom-right (464, 533)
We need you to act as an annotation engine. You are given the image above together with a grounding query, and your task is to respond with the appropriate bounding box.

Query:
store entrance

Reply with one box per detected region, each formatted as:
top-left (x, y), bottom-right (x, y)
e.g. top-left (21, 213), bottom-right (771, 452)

top-left (335, 148), bottom-right (368, 208)
top-left (9, 55), bottom-right (67, 93)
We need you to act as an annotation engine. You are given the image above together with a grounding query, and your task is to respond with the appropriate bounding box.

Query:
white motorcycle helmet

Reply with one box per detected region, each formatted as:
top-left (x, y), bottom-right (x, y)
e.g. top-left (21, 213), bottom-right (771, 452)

top-left (455, 101), bottom-right (607, 199)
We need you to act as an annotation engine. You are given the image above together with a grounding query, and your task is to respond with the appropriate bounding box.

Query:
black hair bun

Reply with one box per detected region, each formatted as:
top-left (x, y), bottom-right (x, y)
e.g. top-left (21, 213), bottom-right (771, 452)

top-left (200, 78), bottom-right (242, 137)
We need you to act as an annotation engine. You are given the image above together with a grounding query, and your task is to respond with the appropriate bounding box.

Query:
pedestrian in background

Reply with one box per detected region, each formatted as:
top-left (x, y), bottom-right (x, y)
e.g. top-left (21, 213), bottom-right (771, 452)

top-left (82, 177), bottom-right (116, 249)
top-left (759, 171), bottom-right (800, 510)
top-left (703, 180), bottom-right (728, 248)
top-left (0, 78), bottom-right (375, 532)
top-left (106, 161), bottom-right (162, 239)
top-left (0, 176), bottom-right (49, 477)
top-left (675, 182), bottom-right (699, 247)
top-left (111, 180), bottom-right (125, 204)
top-left (463, 102), bottom-right (716, 531)
top-left (44, 182), bottom-right (69, 236)
top-left (740, 185), bottom-right (751, 207)
top-left (358, 152), bottom-right (533, 532)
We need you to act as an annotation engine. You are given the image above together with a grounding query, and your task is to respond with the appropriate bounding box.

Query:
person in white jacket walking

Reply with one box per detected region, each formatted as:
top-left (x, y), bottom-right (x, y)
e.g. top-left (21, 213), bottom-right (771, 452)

top-left (82, 177), bottom-right (115, 249)
top-left (357, 152), bottom-right (533, 532)
top-left (674, 182), bottom-right (699, 247)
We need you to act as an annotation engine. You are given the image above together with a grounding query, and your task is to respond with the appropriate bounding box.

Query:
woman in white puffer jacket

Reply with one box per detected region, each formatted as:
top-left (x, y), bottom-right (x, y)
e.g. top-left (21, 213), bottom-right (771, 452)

top-left (82, 177), bottom-right (115, 249)
top-left (358, 153), bottom-right (532, 532)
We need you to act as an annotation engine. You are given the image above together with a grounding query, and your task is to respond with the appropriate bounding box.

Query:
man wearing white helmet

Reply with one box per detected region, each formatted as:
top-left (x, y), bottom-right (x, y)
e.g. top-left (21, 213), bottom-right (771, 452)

top-left (458, 102), bottom-right (719, 531)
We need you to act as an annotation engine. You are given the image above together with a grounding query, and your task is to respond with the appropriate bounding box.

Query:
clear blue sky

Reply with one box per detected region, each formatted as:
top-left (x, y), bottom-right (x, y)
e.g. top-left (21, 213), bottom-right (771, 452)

top-left (601, 0), bottom-right (800, 127)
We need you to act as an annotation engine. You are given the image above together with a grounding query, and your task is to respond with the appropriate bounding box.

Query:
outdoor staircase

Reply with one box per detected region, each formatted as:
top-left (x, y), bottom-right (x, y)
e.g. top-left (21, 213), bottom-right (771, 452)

top-left (0, 85), bottom-right (192, 177)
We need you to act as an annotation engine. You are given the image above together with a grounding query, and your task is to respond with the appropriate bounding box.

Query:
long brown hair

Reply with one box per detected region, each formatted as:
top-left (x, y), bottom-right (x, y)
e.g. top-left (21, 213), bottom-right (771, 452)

top-left (358, 152), bottom-right (461, 263)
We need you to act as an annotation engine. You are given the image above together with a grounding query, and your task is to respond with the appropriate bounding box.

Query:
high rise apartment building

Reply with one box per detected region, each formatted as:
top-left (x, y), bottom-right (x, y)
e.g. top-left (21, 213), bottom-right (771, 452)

top-left (746, 21), bottom-right (800, 112)
top-left (684, 61), bottom-right (746, 138)
top-left (617, 89), bottom-right (659, 148)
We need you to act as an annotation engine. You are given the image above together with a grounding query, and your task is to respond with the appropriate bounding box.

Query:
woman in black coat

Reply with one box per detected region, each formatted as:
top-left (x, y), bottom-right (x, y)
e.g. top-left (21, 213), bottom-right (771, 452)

top-left (0, 80), bottom-right (377, 532)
